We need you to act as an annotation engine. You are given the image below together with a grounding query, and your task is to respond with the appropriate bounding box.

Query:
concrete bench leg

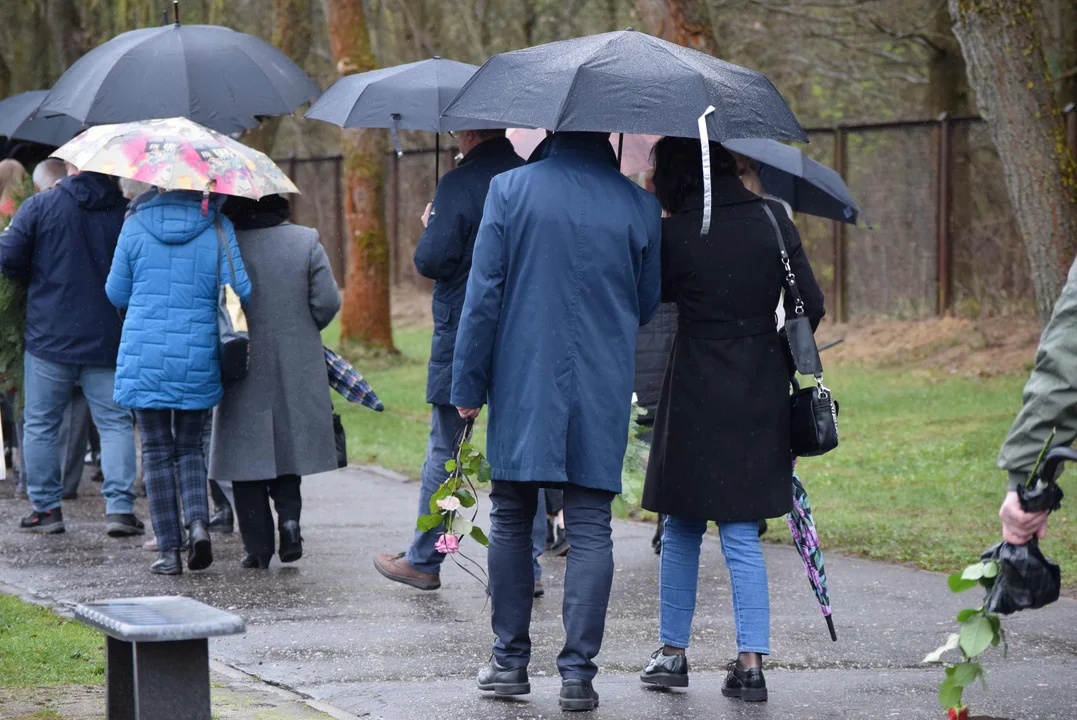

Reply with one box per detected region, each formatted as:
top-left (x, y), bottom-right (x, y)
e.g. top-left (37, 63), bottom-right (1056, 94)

top-left (133, 639), bottom-right (212, 719)
top-left (106, 636), bottom-right (135, 720)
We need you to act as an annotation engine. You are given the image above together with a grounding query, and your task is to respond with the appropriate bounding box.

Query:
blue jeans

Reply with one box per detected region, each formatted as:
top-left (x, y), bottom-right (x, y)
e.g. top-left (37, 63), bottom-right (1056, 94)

top-left (408, 405), bottom-right (544, 580)
top-left (22, 353), bottom-right (137, 515)
top-left (488, 481), bottom-right (615, 680)
top-left (660, 516), bottom-right (770, 654)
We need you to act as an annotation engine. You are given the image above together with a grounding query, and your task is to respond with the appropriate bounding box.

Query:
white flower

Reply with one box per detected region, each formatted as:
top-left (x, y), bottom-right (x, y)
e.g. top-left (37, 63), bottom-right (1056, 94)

top-left (436, 496), bottom-right (462, 512)
top-left (632, 392), bottom-right (639, 404)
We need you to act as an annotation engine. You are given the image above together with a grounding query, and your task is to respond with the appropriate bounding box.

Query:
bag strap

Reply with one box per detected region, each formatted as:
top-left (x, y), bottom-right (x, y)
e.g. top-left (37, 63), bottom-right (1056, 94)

top-left (214, 216), bottom-right (239, 288)
top-left (761, 202), bottom-right (806, 319)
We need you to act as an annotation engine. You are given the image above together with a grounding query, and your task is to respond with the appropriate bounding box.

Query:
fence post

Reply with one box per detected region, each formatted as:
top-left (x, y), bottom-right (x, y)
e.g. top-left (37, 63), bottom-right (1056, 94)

top-left (1066, 103), bottom-right (1076, 161)
top-left (334, 156), bottom-right (345, 287)
top-left (832, 127), bottom-right (847, 322)
top-left (935, 113), bottom-right (952, 316)
top-left (389, 152), bottom-right (400, 285)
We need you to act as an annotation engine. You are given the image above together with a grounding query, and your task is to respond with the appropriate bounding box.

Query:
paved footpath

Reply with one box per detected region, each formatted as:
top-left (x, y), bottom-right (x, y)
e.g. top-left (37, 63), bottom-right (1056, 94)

top-left (1, 467), bottom-right (1075, 719)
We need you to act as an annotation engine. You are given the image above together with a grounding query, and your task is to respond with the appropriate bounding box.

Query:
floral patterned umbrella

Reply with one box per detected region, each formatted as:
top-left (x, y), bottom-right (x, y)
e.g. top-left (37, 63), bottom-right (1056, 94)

top-left (51, 117), bottom-right (298, 199)
top-left (787, 471), bottom-right (838, 641)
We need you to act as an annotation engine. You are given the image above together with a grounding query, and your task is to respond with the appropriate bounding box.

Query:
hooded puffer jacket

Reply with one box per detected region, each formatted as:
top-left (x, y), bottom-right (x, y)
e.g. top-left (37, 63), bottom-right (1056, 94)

top-left (106, 191), bottom-right (251, 410)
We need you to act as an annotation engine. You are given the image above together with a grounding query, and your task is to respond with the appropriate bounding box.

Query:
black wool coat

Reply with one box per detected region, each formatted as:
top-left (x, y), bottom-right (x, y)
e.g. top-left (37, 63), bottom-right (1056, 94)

top-left (641, 177), bottom-right (825, 523)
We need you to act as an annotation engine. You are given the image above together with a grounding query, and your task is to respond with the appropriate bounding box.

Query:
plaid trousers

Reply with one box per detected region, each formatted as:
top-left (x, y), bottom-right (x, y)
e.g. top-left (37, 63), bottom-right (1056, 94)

top-left (135, 409), bottom-right (210, 552)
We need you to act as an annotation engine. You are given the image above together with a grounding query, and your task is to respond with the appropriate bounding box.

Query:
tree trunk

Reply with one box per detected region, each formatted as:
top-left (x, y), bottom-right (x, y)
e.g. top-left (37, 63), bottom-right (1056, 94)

top-left (44, 0), bottom-right (88, 70)
top-left (325, 0), bottom-right (394, 349)
top-left (662, 0), bottom-right (719, 56)
top-left (950, 0), bottom-right (1077, 324)
top-left (244, 0), bottom-right (314, 156)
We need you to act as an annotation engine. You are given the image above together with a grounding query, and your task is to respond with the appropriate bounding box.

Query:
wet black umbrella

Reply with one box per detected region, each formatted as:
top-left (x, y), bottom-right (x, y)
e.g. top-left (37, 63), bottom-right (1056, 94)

top-left (35, 7), bottom-right (318, 135)
top-left (0, 91), bottom-right (83, 147)
top-left (306, 57), bottom-right (506, 183)
top-left (724, 139), bottom-right (865, 225)
top-left (441, 29), bottom-right (805, 143)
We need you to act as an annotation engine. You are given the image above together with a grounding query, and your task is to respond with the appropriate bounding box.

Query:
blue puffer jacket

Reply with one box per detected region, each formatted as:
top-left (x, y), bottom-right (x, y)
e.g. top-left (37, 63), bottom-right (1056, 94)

top-left (106, 191), bottom-right (251, 410)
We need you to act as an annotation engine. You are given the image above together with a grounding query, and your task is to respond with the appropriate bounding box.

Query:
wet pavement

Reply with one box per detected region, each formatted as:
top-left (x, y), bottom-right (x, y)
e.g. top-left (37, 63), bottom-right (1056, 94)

top-left (2, 467), bottom-right (1075, 719)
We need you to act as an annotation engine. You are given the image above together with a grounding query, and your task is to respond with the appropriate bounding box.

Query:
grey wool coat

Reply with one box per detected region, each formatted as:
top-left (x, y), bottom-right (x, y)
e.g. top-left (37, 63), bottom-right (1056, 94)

top-left (209, 222), bottom-right (342, 482)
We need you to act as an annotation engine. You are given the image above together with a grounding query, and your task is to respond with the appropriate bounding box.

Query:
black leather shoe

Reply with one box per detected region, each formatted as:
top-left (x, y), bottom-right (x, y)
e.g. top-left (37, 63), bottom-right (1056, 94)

top-left (186, 520), bottom-right (214, 571)
top-left (476, 658), bottom-right (530, 696)
top-left (640, 648), bottom-right (689, 688)
top-left (18, 508), bottom-right (65, 534)
top-left (150, 550), bottom-right (182, 575)
top-left (241, 553), bottom-right (272, 569)
top-left (278, 520), bottom-right (303, 563)
top-left (722, 660), bottom-right (768, 702)
top-left (560, 679), bottom-right (599, 712)
top-left (208, 506), bottom-right (234, 534)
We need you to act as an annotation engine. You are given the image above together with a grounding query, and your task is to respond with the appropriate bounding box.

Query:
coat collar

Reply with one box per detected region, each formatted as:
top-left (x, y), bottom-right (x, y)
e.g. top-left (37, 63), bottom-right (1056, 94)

top-left (678, 174), bottom-right (760, 213)
top-left (459, 136), bottom-right (517, 167)
top-left (546, 132), bottom-right (618, 168)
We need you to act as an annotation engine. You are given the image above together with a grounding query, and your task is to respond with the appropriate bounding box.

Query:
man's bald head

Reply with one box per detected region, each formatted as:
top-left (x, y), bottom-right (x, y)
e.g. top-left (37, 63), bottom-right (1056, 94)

top-left (32, 159), bottom-right (66, 192)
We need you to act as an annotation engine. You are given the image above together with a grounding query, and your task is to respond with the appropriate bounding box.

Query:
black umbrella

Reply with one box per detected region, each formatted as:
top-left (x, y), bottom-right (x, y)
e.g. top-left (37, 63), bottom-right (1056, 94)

top-left (306, 57), bottom-right (506, 183)
top-left (0, 91), bottom-right (83, 147)
top-left (441, 30), bottom-right (805, 143)
top-left (724, 139), bottom-right (865, 225)
top-left (35, 8), bottom-right (318, 135)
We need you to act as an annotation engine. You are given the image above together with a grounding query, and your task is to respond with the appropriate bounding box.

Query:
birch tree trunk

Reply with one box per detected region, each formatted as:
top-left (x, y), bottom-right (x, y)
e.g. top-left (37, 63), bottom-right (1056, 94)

top-left (949, 0), bottom-right (1077, 324)
top-left (325, 0), bottom-right (395, 349)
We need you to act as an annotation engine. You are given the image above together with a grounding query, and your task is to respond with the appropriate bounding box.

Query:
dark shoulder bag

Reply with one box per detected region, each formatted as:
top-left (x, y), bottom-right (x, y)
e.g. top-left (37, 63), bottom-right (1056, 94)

top-left (215, 218), bottom-right (250, 381)
top-left (761, 203), bottom-right (839, 457)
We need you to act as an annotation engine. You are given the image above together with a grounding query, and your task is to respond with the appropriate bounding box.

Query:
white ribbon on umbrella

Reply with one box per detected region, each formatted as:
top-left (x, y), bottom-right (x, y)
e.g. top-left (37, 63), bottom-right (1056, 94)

top-left (698, 105), bottom-right (716, 236)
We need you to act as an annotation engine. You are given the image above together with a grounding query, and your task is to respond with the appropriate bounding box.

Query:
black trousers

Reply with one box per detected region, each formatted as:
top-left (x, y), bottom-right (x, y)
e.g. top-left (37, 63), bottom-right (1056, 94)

top-left (233, 475), bottom-right (302, 557)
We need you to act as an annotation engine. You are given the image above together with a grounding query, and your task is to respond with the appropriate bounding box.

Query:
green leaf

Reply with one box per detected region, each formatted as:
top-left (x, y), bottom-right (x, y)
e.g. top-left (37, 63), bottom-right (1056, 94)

top-left (451, 516), bottom-right (473, 536)
top-left (948, 571), bottom-right (980, 594)
top-left (959, 615), bottom-right (995, 658)
top-left (429, 484), bottom-right (451, 513)
top-left (470, 526), bottom-right (490, 547)
top-left (938, 676), bottom-right (963, 711)
top-left (982, 561), bottom-right (999, 579)
top-left (950, 662), bottom-right (981, 688)
top-left (478, 458), bottom-right (493, 485)
top-left (923, 633), bottom-right (960, 663)
top-left (961, 562), bottom-right (988, 581)
top-left (416, 513), bottom-right (445, 532)
top-left (454, 489), bottom-right (476, 508)
top-left (956, 608), bottom-right (981, 623)
top-left (444, 458), bottom-right (457, 473)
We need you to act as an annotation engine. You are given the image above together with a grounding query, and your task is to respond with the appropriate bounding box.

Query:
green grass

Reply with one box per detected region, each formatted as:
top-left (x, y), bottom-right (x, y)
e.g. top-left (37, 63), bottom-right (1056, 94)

top-left (328, 323), bottom-right (1076, 586)
top-left (0, 595), bottom-right (104, 687)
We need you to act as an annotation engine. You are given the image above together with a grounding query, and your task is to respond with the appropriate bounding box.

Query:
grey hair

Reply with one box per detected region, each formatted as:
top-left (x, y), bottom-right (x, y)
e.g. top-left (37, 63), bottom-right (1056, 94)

top-left (119, 177), bottom-right (153, 200)
top-left (32, 159), bottom-right (66, 192)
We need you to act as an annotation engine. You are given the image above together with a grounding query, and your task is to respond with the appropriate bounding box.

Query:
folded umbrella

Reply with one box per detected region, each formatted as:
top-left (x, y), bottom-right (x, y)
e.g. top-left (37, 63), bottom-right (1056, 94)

top-left (724, 139), bottom-right (865, 225)
top-left (35, 17), bottom-right (318, 134)
top-left (51, 117), bottom-right (298, 200)
top-left (0, 91), bottom-right (83, 147)
top-left (325, 346), bottom-right (383, 412)
top-left (787, 471), bottom-right (837, 641)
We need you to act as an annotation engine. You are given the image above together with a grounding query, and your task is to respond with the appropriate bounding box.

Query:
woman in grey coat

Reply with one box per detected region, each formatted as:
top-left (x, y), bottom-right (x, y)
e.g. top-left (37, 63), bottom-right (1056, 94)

top-left (212, 195), bottom-right (342, 569)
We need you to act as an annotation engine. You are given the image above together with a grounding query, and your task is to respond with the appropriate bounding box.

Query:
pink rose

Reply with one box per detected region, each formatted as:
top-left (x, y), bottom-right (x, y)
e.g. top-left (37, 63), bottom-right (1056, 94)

top-left (435, 533), bottom-right (460, 554)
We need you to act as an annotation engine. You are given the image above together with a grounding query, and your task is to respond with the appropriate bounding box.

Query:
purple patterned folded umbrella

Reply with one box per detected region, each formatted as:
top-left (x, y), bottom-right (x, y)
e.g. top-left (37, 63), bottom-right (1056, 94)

top-left (325, 346), bottom-right (384, 412)
top-left (787, 471), bottom-right (837, 641)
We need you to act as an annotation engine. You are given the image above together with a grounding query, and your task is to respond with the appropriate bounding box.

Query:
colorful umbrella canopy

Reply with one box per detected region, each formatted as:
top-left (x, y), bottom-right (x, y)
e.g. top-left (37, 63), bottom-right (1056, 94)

top-left (0, 91), bottom-right (83, 147)
top-left (786, 472), bottom-right (837, 641)
top-left (52, 117), bottom-right (298, 199)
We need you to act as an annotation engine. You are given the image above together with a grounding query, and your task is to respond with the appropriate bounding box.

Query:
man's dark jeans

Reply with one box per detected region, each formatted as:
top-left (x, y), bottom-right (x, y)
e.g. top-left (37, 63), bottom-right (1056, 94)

top-left (488, 481), bottom-right (615, 681)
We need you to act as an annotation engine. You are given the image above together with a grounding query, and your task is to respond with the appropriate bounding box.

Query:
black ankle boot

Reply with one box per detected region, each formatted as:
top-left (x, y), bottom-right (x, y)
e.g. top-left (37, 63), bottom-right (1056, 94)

top-left (208, 506), bottom-right (234, 533)
top-left (241, 553), bottom-right (272, 569)
top-left (278, 520), bottom-right (303, 563)
top-left (560, 679), bottom-right (599, 712)
top-left (186, 520), bottom-right (213, 571)
top-left (476, 658), bottom-right (530, 696)
top-left (150, 550), bottom-right (182, 575)
top-left (722, 659), bottom-right (768, 702)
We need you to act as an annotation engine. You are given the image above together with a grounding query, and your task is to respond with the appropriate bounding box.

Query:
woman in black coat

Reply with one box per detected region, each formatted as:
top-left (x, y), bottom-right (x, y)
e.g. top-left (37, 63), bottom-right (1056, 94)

top-left (639, 138), bottom-right (825, 702)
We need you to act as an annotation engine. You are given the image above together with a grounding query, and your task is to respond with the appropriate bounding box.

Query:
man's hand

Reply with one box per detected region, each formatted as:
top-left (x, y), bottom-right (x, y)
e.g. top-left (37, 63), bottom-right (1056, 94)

top-left (421, 202), bottom-right (433, 228)
top-left (999, 490), bottom-right (1049, 545)
top-left (457, 406), bottom-right (481, 419)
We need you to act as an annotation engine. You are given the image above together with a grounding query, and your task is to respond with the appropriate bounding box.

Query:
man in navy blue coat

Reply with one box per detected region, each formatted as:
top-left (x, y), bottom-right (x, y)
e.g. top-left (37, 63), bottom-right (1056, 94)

top-left (452, 132), bottom-right (662, 711)
top-left (0, 165), bottom-right (141, 537)
top-left (374, 130), bottom-right (523, 591)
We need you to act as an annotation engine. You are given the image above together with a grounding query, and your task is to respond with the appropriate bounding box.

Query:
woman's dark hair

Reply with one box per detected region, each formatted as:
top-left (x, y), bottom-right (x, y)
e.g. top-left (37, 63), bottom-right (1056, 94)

top-left (650, 136), bottom-right (738, 215)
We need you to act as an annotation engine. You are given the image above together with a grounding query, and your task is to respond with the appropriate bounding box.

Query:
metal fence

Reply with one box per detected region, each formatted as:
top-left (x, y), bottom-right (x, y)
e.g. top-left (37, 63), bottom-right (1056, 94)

top-left (280, 108), bottom-right (1077, 319)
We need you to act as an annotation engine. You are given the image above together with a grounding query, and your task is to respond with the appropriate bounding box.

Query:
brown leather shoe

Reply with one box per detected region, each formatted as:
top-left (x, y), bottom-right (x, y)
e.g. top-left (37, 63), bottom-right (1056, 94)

top-left (374, 552), bottom-right (441, 591)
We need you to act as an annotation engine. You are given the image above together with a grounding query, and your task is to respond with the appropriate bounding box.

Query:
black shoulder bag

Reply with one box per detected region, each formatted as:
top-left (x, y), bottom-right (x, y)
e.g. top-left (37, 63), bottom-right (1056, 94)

top-left (761, 204), bottom-right (839, 457)
top-left (215, 217), bottom-right (250, 381)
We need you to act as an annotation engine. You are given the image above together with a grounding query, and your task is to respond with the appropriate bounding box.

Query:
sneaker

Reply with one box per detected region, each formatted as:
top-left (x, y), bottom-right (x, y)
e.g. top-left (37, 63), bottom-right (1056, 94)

top-left (560, 679), bottom-right (599, 712)
top-left (640, 648), bottom-right (689, 688)
top-left (373, 552), bottom-right (441, 591)
top-left (477, 657), bottom-right (530, 696)
top-left (721, 659), bottom-right (768, 702)
top-left (18, 508), bottom-right (65, 534)
top-left (106, 514), bottom-right (146, 537)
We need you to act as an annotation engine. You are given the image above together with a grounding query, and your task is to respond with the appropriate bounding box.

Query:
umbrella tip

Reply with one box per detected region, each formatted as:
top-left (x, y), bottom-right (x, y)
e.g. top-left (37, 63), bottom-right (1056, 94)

top-left (173, 0), bottom-right (180, 25)
top-left (432, 55), bottom-right (441, 60)
top-left (625, 26), bottom-right (635, 31)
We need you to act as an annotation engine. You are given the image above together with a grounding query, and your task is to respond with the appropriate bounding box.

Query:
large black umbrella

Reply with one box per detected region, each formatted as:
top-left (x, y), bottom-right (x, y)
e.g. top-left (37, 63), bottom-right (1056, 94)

top-left (306, 57), bottom-right (506, 182)
top-left (724, 139), bottom-right (865, 225)
top-left (0, 91), bottom-right (83, 147)
top-left (441, 30), bottom-right (805, 143)
top-left (35, 13), bottom-right (318, 135)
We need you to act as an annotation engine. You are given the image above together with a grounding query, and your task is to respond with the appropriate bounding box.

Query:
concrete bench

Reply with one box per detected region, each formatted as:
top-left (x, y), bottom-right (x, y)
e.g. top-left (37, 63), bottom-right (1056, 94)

top-left (75, 596), bottom-right (246, 720)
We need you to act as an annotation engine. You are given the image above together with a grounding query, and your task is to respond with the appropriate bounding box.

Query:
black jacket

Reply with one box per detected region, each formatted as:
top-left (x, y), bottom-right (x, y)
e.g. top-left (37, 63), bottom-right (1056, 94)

top-left (642, 176), bottom-right (825, 523)
top-left (414, 137), bottom-right (523, 405)
top-left (0, 172), bottom-right (126, 366)
top-left (634, 303), bottom-right (677, 423)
